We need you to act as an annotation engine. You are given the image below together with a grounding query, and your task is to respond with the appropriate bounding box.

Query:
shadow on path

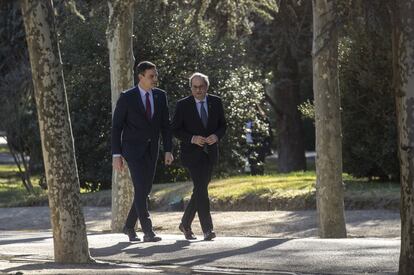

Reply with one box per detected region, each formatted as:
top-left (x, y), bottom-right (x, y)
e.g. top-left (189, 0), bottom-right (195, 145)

top-left (151, 238), bottom-right (290, 266)
top-left (1, 261), bottom-right (149, 274)
top-left (91, 238), bottom-right (290, 267)
top-left (0, 236), bottom-right (51, 246)
top-left (90, 240), bottom-right (192, 258)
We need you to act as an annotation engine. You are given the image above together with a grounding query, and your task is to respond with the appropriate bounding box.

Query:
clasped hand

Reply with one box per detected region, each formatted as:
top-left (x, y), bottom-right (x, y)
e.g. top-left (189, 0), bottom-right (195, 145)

top-left (192, 134), bottom-right (218, 147)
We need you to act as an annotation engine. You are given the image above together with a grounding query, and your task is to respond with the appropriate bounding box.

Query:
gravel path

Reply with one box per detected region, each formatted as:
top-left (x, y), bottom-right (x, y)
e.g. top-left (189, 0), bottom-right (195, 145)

top-left (0, 207), bottom-right (400, 238)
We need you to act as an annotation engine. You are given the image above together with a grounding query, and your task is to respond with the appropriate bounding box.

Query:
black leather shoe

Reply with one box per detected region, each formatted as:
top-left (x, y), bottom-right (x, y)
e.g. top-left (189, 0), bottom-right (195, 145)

top-left (203, 230), bottom-right (216, 241)
top-left (143, 234), bottom-right (162, 242)
top-left (179, 223), bottom-right (197, 240)
top-left (123, 226), bottom-right (140, 242)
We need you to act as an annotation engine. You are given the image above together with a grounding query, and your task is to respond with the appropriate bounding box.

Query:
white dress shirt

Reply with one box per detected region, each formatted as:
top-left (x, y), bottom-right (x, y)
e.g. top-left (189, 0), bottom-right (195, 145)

top-left (138, 85), bottom-right (154, 117)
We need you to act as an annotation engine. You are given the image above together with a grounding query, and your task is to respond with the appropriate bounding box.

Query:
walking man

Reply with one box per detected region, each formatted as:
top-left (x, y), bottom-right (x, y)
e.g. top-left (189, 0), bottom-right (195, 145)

top-left (172, 72), bottom-right (226, 240)
top-left (112, 61), bottom-right (173, 242)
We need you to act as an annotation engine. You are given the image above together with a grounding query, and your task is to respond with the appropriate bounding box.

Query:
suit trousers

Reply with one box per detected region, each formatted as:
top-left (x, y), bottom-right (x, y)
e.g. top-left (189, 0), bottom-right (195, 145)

top-left (181, 153), bottom-right (214, 233)
top-left (125, 145), bottom-right (156, 236)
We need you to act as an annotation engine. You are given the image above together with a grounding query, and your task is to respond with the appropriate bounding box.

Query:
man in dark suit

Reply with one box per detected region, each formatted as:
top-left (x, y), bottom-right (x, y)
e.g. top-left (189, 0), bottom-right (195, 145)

top-left (172, 72), bottom-right (226, 241)
top-left (112, 61), bottom-right (173, 242)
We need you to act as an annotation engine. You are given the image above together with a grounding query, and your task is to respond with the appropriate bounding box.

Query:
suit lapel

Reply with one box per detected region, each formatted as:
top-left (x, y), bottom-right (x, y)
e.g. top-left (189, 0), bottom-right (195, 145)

top-left (190, 96), bottom-right (205, 128)
top-left (132, 86), bottom-right (146, 116)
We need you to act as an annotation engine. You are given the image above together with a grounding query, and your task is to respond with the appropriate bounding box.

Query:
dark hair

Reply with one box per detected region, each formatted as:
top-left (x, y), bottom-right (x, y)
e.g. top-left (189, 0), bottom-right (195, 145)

top-left (136, 61), bottom-right (156, 76)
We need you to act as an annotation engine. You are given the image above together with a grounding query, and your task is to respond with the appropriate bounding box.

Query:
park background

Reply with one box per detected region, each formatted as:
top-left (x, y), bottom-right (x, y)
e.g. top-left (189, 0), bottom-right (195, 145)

top-left (1, 0), bottom-right (414, 273)
top-left (0, 0), bottom-right (414, 274)
top-left (0, 0), bottom-right (398, 202)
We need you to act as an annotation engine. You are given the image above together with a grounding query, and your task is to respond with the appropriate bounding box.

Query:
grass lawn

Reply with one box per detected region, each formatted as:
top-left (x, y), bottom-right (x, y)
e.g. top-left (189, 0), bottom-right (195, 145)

top-left (151, 171), bottom-right (400, 210)
top-left (0, 163), bottom-right (401, 210)
top-left (0, 146), bottom-right (9, 153)
top-left (0, 166), bottom-right (47, 207)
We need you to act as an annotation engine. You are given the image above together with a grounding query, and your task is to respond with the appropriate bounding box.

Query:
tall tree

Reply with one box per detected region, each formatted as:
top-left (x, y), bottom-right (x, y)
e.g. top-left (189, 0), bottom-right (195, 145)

top-left (190, 0), bottom-right (309, 172)
top-left (20, 0), bottom-right (92, 262)
top-left (312, 0), bottom-right (347, 238)
top-left (391, 0), bottom-right (414, 273)
top-left (340, 0), bottom-right (398, 181)
top-left (106, 0), bottom-right (135, 232)
top-left (254, 0), bottom-right (311, 172)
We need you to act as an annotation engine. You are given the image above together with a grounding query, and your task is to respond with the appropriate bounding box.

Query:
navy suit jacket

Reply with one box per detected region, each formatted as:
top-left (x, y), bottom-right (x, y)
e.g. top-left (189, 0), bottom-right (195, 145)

top-left (172, 94), bottom-right (226, 166)
top-left (111, 86), bottom-right (172, 162)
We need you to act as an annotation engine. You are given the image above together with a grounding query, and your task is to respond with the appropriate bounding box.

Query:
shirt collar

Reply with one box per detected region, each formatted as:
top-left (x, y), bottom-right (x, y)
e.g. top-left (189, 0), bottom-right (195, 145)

top-left (138, 84), bottom-right (152, 97)
top-left (194, 95), bottom-right (208, 104)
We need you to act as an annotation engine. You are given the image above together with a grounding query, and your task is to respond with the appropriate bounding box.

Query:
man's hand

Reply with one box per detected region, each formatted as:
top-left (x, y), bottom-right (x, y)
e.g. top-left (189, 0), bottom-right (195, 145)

top-left (165, 152), bottom-right (174, 165)
top-left (206, 134), bottom-right (218, 145)
top-left (113, 156), bottom-right (124, 172)
top-left (192, 135), bottom-right (207, 147)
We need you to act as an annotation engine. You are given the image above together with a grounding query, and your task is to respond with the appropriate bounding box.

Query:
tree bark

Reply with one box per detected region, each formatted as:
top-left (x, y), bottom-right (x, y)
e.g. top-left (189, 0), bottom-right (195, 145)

top-left (20, 0), bottom-right (92, 263)
top-left (312, 0), bottom-right (347, 238)
top-left (391, 0), bottom-right (414, 273)
top-left (273, 47), bottom-right (306, 173)
top-left (107, 0), bottom-right (135, 232)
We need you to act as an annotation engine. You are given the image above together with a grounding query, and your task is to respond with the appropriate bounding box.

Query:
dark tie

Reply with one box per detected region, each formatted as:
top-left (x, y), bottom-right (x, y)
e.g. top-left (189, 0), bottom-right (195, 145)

top-left (200, 101), bottom-right (208, 154)
top-left (145, 92), bottom-right (151, 120)
top-left (200, 101), bottom-right (208, 128)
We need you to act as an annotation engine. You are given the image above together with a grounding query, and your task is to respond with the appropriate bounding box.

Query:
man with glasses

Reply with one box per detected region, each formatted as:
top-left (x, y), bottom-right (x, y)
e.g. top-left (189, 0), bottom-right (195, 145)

top-left (172, 72), bottom-right (227, 241)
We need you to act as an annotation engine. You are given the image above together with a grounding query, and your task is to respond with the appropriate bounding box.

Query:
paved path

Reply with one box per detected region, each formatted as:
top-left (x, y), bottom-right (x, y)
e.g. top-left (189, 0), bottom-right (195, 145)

top-left (0, 231), bottom-right (399, 274)
top-left (0, 207), bottom-right (401, 274)
top-left (0, 207), bottom-right (401, 238)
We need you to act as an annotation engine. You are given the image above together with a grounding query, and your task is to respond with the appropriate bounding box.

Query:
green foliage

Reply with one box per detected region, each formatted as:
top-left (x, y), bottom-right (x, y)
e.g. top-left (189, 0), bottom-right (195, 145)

top-left (57, 3), bottom-right (112, 191)
top-left (0, 1), bottom-right (44, 178)
top-left (247, 0), bottom-right (315, 151)
top-left (44, 1), bottom-right (272, 189)
top-left (339, 1), bottom-right (399, 180)
top-left (134, 1), bottom-right (271, 176)
top-left (298, 99), bottom-right (314, 120)
top-left (176, 0), bottom-right (277, 37)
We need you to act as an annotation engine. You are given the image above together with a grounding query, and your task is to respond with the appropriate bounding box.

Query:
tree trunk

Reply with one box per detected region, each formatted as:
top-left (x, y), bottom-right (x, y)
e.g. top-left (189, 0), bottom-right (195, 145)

top-left (107, 0), bottom-right (135, 232)
top-left (312, 0), bottom-right (347, 238)
top-left (272, 47), bottom-right (306, 172)
top-left (20, 0), bottom-right (92, 263)
top-left (391, 0), bottom-right (414, 273)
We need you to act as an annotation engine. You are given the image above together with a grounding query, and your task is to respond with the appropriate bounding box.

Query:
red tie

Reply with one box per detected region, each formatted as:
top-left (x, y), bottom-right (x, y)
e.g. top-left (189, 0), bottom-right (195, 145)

top-left (145, 92), bottom-right (151, 120)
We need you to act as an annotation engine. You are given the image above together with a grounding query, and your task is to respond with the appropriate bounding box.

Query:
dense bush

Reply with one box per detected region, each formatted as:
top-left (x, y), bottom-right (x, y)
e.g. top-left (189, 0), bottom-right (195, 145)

top-left (339, 4), bottom-right (399, 181)
top-left (133, 1), bottom-right (271, 177)
top-left (53, 1), bottom-right (271, 189)
top-left (58, 6), bottom-right (112, 190)
top-left (0, 1), bottom-right (44, 180)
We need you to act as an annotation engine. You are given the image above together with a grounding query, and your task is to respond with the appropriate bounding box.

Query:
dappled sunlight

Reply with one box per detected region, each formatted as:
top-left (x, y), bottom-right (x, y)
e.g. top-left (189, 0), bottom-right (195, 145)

top-left (208, 173), bottom-right (316, 200)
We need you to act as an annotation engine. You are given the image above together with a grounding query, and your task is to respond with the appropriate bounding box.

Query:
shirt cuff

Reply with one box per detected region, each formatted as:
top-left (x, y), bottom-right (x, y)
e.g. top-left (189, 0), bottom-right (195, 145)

top-left (113, 154), bottom-right (121, 158)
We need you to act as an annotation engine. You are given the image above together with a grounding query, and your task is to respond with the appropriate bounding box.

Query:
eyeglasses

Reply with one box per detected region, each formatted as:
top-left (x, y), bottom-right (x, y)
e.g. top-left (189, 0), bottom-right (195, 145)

top-left (191, 85), bottom-right (206, 90)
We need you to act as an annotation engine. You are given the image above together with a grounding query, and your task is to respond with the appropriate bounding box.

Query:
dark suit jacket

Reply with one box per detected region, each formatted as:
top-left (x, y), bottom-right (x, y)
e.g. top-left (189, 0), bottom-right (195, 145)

top-left (172, 94), bottom-right (226, 166)
top-left (111, 86), bottom-right (172, 162)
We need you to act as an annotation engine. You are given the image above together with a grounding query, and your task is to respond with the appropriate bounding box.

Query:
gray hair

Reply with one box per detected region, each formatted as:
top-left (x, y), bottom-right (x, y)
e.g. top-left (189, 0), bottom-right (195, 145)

top-left (189, 72), bottom-right (210, 88)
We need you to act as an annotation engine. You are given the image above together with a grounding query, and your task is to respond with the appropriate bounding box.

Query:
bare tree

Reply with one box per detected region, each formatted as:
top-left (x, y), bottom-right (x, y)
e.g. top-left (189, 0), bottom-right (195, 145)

top-left (20, 0), bottom-right (92, 263)
top-left (106, 0), bottom-right (135, 232)
top-left (312, 0), bottom-right (347, 238)
top-left (391, 0), bottom-right (414, 273)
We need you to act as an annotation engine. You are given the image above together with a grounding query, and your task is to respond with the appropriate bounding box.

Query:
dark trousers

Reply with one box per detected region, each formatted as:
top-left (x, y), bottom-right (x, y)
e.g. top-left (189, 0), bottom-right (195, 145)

top-left (125, 147), bottom-right (156, 236)
top-left (181, 153), bottom-right (214, 233)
